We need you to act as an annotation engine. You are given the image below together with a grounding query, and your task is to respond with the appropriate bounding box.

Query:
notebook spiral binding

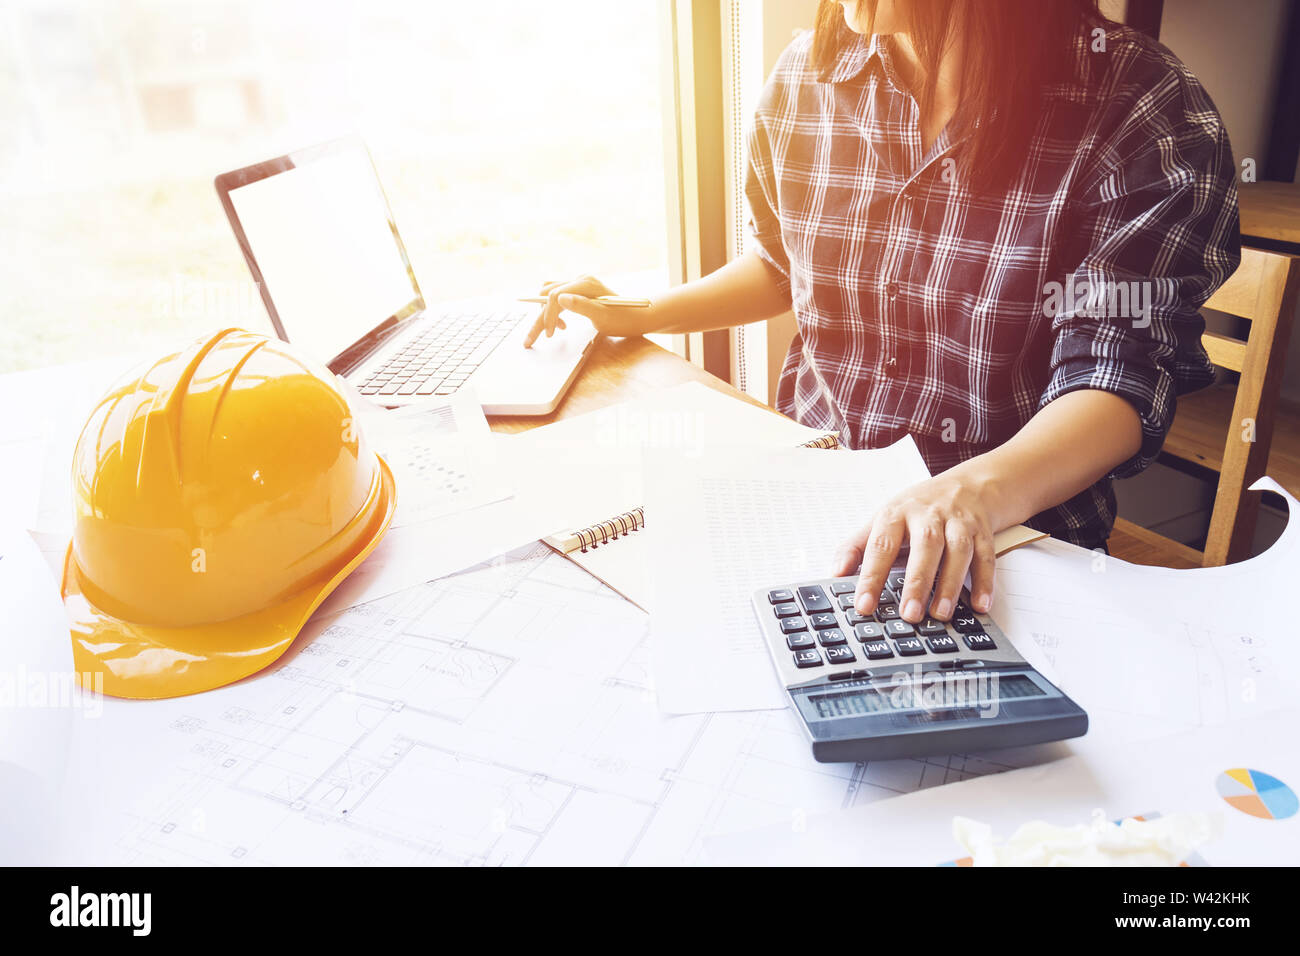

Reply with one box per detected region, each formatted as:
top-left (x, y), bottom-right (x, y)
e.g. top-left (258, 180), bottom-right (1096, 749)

top-left (799, 434), bottom-right (839, 450)
top-left (565, 507), bottom-right (644, 552)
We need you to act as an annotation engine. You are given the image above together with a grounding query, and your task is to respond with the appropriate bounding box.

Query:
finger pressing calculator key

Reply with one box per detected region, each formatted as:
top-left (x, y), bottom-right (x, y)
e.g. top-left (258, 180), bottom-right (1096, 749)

top-left (751, 569), bottom-right (1087, 763)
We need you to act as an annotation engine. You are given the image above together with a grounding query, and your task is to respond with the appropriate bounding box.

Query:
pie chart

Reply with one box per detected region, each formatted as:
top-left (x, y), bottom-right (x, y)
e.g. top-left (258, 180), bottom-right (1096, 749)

top-left (1215, 768), bottom-right (1298, 820)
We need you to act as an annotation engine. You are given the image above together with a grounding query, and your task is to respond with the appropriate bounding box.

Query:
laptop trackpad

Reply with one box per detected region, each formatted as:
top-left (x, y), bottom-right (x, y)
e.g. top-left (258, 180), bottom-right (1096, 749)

top-left (471, 314), bottom-right (597, 414)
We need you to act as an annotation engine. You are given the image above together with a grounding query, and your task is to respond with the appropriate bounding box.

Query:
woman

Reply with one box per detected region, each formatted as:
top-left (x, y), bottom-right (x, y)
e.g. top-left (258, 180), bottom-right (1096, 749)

top-left (524, 0), bottom-right (1239, 626)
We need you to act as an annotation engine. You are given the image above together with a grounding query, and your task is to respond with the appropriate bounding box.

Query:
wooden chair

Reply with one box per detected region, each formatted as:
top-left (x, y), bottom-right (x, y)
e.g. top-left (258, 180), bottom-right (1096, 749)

top-left (1109, 246), bottom-right (1300, 568)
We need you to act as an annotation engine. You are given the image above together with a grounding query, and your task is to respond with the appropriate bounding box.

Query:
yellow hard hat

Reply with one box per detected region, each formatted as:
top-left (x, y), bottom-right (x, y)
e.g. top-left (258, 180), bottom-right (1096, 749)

top-left (61, 328), bottom-right (396, 699)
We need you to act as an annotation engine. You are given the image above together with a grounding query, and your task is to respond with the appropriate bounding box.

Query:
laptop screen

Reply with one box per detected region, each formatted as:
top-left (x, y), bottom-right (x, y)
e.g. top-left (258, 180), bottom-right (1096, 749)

top-left (225, 144), bottom-right (421, 366)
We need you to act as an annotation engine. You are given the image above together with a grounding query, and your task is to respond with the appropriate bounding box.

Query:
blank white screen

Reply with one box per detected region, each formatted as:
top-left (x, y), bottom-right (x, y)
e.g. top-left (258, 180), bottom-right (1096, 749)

top-left (228, 147), bottom-right (419, 364)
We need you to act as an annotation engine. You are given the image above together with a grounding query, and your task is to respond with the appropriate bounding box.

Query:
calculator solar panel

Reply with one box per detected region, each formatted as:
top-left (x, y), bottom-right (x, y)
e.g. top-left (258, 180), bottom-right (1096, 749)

top-left (752, 571), bottom-right (1087, 763)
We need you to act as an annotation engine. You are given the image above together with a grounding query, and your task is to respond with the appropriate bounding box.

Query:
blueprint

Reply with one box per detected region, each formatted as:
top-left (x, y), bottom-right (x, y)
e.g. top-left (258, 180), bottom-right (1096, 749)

top-left (989, 478), bottom-right (1300, 764)
top-left (54, 542), bottom-right (1051, 866)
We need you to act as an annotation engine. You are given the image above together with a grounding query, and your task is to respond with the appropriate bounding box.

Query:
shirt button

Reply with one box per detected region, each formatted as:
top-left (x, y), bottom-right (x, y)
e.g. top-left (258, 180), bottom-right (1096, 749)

top-left (885, 281), bottom-right (900, 299)
top-left (884, 357), bottom-right (899, 379)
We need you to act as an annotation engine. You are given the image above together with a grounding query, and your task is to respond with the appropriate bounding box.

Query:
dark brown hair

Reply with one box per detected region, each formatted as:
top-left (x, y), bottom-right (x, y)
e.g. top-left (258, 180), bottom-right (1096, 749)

top-left (814, 0), bottom-right (1108, 192)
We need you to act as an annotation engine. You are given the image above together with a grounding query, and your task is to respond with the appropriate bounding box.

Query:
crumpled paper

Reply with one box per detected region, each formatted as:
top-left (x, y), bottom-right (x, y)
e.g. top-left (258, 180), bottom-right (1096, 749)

top-left (953, 809), bottom-right (1221, 866)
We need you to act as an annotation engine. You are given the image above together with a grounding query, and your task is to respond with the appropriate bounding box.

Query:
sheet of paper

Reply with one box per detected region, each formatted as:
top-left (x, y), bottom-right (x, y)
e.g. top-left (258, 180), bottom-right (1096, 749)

top-left (704, 712), bottom-right (1300, 866)
top-left (515, 380), bottom-right (838, 537)
top-left (357, 390), bottom-right (513, 528)
top-left (561, 536), bottom-right (651, 611)
top-left (987, 476), bottom-right (1300, 762)
top-left (645, 439), bottom-right (933, 715)
top-left (0, 434), bottom-right (46, 530)
top-left (0, 525), bottom-right (82, 863)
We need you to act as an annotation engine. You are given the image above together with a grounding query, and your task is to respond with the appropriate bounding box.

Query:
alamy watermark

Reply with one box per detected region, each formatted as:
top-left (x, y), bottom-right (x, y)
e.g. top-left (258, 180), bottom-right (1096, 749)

top-left (1041, 277), bottom-right (1167, 328)
top-left (0, 666), bottom-right (104, 719)
top-left (50, 886), bottom-right (151, 936)
top-left (151, 274), bottom-right (262, 323)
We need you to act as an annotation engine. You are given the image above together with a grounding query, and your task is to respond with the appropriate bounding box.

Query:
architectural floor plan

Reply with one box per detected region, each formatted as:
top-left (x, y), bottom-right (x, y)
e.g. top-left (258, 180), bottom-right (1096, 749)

top-left (59, 543), bottom-right (1048, 866)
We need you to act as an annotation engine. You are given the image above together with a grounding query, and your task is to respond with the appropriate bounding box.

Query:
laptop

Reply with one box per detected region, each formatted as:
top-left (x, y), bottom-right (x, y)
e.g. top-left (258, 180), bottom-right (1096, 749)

top-left (214, 136), bottom-right (597, 414)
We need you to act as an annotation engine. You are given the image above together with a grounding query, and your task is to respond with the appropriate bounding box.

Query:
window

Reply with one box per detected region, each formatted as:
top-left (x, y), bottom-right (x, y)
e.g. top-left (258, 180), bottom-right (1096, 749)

top-left (0, 0), bottom-right (670, 373)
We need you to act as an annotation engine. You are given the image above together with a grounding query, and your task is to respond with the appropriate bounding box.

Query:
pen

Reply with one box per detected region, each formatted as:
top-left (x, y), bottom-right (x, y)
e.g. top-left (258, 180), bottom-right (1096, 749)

top-left (517, 295), bottom-right (652, 308)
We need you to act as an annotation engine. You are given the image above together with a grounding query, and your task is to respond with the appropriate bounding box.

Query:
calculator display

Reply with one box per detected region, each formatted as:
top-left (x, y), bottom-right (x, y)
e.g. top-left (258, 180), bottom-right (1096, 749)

top-left (808, 674), bottom-right (1045, 720)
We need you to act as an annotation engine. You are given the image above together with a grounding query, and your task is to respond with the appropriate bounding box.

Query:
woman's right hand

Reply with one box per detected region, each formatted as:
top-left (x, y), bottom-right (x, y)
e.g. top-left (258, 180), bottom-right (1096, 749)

top-left (522, 275), bottom-right (656, 348)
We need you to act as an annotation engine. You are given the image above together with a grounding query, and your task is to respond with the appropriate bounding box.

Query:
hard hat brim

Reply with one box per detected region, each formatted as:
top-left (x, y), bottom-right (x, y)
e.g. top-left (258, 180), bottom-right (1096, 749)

top-left (61, 456), bottom-right (397, 700)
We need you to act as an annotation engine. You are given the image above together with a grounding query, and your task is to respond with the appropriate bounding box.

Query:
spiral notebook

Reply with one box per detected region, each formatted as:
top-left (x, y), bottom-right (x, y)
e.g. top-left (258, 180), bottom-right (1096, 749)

top-left (532, 383), bottom-right (840, 609)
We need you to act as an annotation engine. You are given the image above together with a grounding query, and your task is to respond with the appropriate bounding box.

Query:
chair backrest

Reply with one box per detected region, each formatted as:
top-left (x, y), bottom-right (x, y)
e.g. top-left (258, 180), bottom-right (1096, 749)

top-left (1198, 246), bottom-right (1300, 564)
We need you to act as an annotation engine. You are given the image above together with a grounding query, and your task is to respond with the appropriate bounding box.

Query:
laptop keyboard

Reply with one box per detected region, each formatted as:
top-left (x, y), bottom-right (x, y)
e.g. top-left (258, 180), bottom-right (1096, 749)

top-left (358, 309), bottom-right (523, 398)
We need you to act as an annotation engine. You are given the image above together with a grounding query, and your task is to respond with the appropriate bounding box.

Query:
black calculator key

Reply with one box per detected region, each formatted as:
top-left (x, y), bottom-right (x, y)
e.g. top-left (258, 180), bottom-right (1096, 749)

top-left (780, 617), bottom-right (808, 634)
top-left (767, 588), bottom-right (795, 604)
top-left (951, 604), bottom-right (982, 633)
top-left (887, 571), bottom-right (907, 592)
top-left (894, 637), bottom-right (926, 656)
top-left (825, 645), bottom-right (855, 664)
top-left (797, 586), bottom-right (833, 614)
top-left (793, 649), bottom-right (823, 668)
top-left (772, 602), bottom-right (801, 618)
top-left (884, 620), bottom-right (915, 639)
top-left (861, 640), bottom-right (894, 660)
top-left (829, 581), bottom-right (856, 596)
top-left (917, 618), bottom-right (948, 636)
top-left (837, 592), bottom-right (858, 610)
top-left (963, 631), bottom-right (997, 652)
top-left (786, 632), bottom-right (816, 650)
top-left (926, 634), bottom-right (959, 653)
top-left (817, 628), bottom-right (847, 646)
top-left (854, 621), bottom-right (886, 641)
top-left (875, 603), bottom-right (901, 622)
top-left (809, 612), bottom-right (839, 629)
top-left (844, 609), bottom-right (871, 627)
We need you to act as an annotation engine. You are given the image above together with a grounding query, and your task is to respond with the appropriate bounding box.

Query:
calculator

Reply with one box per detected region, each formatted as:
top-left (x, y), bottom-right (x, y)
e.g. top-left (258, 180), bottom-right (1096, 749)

top-left (752, 570), bottom-right (1087, 763)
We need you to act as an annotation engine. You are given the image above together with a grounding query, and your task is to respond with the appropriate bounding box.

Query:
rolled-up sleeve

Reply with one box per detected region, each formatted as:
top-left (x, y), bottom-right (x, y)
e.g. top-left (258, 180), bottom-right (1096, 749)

top-left (745, 76), bottom-right (793, 297)
top-left (1041, 67), bottom-right (1240, 478)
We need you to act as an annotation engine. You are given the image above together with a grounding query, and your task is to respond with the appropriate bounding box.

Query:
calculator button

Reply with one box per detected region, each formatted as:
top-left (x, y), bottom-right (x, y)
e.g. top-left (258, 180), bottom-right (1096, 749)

top-left (786, 632), bottom-right (817, 650)
top-left (817, 628), bottom-right (847, 646)
top-left (951, 605), bottom-right (982, 633)
top-left (780, 617), bottom-right (808, 633)
top-left (768, 588), bottom-right (795, 604)
top-left (894, 637), bottom-right (926, 656)
top-left (861, 640), bottom-right (894, 660)
top-left (809, 612), bottom-right (839, 629)
top-left (887, 571), bottom-right (907, 592)
top-left (797, 586), bottom-right (833, 614)
top-left (844, 609), bottom-right (871, 627)
top-left (962, 632), bottom-right (997, 652)
top-left (854, 621), bottom-right (886, 641)
top-left (840, 588), bottom-right (889, 608)
top-left (926, 634), bottom-right (959, 653)
top-left (917, 618), bottom-right (948, 637)
top-left (875, 603), bottom-right (901, 622)
top-left (772, 602), bottom-right (801, 618)
top-left (793, 649), bottom-right (824, 668)
top-left (825, 645), bottom-right (855, 664)
top-left (829, 581), bottom-right (856, 596)
top-left (884, 620), bottom-right (915, 639)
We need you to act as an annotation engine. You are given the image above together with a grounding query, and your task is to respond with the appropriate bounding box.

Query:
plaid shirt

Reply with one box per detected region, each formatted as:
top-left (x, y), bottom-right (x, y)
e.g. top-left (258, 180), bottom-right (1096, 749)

top-left (747, 26), bottom-right (1240, 549)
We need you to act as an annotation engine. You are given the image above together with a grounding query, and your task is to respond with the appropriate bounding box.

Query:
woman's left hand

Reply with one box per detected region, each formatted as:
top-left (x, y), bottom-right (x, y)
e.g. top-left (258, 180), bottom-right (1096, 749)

top-left (832, 466), bottom-right (999, 624)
